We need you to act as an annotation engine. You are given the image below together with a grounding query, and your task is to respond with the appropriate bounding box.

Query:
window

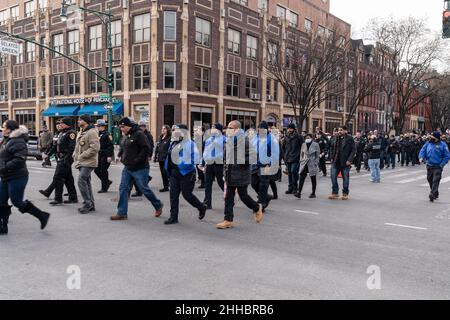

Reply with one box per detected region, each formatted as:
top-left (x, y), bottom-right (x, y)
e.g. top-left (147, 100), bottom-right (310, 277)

top-left (246, 35), bottom-right (258, 60)
top-left (112, 68), bottom-right (122, 91)
top-left (26, 42), bottom-right (35, 62)
top-left (164, 105), bottom-right (175, 127)
top-left (89, 71), bottom-right (103, 93)
top-left (267, 42), bottom-right (278, 64)
top-left (26, 78), bottom-right (36, 98)
top-left (15, 44), bottom-right (24, 64)
top-left (226, 73), bottom-right (239, 97)
top-left (194, 67), bottom-right (210, 93)
top-left (134, 64), bottom-right (150, 90)
top-left (52, 33), bottom-right (64, 57)
top-left (0, 54), bottom-right (6, 66)
top-left (68, 30), bottom-right (79, 55)
top-left (226, 110), bottom-right (257, 131)
top-left (258, 0), bottom-right (268, 11)
top-left (0, 10), bottom-right (8, 25)
top-left (41, 76), bottom-right (46, 97)
top-left (89, 25), bottom-right (102, 51)
top-left (0, 82), bottom-right (8, 100)
top-left (231, 0), bottom-right (248, 5)
top-left (164, 11), bottom-right (176, 41)
top-left (318, 25), bottom-right (325, 37)
top-left (111, 20), bottom-right (122, 47)
top-left (195, 18), bottom-right (211, 47)
top-left (68, 72), bottom-right (80, 95)
top-left (164, 62), bottom-right (176, 89)
top-left (348, 69), bottom-right (354, 79)
top-left (285, 48), bottom-right (294, 68)
top-left (133, 13), bottom-right (151, 43)
top-left (25, 1), bottom-right (36, 17)
top-left (339, 36), bottom-right (346, 47)
top-left (10, 6), bottom-right (19, 21)
top-left (288, 11), bottom-right (298, 27)
top-left (276, 5), bottom-right (286, 19)
top-left (40, 37), bottom-right (46, 60)
top-left (304, 19), bottom-right (312, 33)
top-left (39, 0), bottom-right (48, 10)
top-left (53, 75), bottom-right (64, 96)
top-left (228, 29), bottom-right (241, 55)
top-left (245, 77), bottom-right (258, 98)
top-left (273, 80), bottom-right (278, 101)
top-left (15, 110), bottom-right (36, 133)
top-left (14, 80), bottom-right (24, 99)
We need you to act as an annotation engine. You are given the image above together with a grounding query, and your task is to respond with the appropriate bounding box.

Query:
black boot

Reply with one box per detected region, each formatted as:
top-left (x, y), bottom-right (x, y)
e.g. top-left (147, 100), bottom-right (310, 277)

top-left (19, 201), bottom-right (50, 230)
top-left (0, 205), bottom-right (12, 235)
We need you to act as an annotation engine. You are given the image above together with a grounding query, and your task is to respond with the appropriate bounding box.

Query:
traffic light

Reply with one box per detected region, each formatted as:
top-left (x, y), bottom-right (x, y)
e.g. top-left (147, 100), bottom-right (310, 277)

top-left (108, 72), bottom-right (114, 88)
top-left (443, 10), bottom-right (450, 39)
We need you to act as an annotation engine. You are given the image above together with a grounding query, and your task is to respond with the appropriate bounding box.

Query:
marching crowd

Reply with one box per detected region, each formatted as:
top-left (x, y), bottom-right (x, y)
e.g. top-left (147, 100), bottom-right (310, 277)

top-left (0, 115), bottom-right (449, 235)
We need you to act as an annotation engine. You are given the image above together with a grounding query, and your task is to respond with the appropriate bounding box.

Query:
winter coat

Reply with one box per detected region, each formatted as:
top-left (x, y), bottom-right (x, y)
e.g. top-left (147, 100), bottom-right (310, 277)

top-left (299, 141), bottom-right (320, 177)
top-left (98, 130), bottom-right (114, 158)
top-left (0, 125), bottom-right (29, 181)
top-left (282, 132), bottom-right (303, 163)
top-left (329, 134), bottom-right (356, 168)
top-left (73, 125), bottom-right (100, 169)
top-left (39, 131), bottom-right (53, 152)
top-left (419, 141), bottom-right (450, 168)
top-left (119, 125), bottom-right (152, 172)
top-left (224, 130), bottom-right (256, 187)
top-left (387, 139), bottom-right (399, 153)
top-left (143, 129), bottom-right (155, 158)
top-left (165, 138), bottom-right (200, 176)
top-left (364, 139), bottom-right (382, 159)
top-left (154, 135), bottom-right (171, 162)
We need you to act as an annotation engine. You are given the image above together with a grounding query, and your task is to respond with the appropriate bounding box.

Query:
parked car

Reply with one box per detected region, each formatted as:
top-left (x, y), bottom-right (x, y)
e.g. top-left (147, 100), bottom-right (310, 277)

top-left (27, 135), bottom-right (42, 160)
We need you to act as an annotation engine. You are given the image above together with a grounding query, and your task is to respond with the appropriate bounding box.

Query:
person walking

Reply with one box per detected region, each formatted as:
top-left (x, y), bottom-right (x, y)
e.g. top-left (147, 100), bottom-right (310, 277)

top-left (110, 117), bottom-right (163, 221)
top-left (328, 126), bottom-right (356, 200)
top-left (419, 131), bottom-right (450, 202)
top-left (353, 131), bottom-right (365, 173)
top-left (48, 118), bottom-right (78, 206)
top-left (387, 135), bottom-right (399, 169)
top-left (316, 131), bottom-right (328, 176)
top-left (216, 120), bottom-right (263, 229)
top-left (94, 119), bottom-right (114, 193)
top-left (39, 125), bottom-right (53, 167)
top-left (0, 120), bottom-right (50, 235)
top-left (201, 123), bottom-right (225, 210)
top-left (164, 124), bottom-right (207, 225)
top-left (73, 115), bottom-right (100, 214)
top-left (154, 125), bottom-right (172, 192)
top-left (365, 135), bottom-right (382, 183)
top-left (295, 133), bottom-right (320, 199)
top-left (282, 123), bottom-right (303, 194)
top-left (400, 134), bottom-right (412, 167)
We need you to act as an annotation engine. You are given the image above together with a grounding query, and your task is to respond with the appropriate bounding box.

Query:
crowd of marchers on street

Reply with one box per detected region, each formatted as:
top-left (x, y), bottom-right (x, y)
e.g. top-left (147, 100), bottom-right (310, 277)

top-left (0, 115), bottom-right (449, 235)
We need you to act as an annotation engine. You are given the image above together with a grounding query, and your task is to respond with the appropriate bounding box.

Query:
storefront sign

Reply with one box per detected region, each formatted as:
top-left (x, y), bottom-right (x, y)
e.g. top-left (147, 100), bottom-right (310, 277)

top-left (50, 96), bottom-right (119, 106)
top-left (0, 39), bottom-right (20, 56)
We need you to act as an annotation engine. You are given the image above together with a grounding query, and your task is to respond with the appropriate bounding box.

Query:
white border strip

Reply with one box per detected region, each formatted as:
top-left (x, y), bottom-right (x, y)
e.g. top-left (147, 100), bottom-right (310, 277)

top-left (385, 223), bottom-right (428, 230)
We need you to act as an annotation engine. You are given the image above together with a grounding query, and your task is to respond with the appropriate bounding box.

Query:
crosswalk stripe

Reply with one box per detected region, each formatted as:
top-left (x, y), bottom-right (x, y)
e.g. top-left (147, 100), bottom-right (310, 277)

top-left (351, 168), bottom-right (408, 179)
top-left (420, 176), bottom-right (450, 187)
top-left (395, 176), bottom-right (426, 184)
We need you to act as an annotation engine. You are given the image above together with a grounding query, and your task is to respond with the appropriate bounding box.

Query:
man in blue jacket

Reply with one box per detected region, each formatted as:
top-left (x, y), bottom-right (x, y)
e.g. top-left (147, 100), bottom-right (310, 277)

top-left (164, 124), bottom-right (207, 225)
top-left (419, 131), bottom-right (450, 202)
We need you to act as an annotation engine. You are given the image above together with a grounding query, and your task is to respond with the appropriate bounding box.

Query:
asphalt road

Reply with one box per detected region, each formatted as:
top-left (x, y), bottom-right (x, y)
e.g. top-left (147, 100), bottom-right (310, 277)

top-left (1, 159), bottom-right (450, 300)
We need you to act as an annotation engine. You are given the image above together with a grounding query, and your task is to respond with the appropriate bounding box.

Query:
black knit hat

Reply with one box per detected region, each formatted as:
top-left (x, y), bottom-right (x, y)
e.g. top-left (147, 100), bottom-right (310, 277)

top-left (174, 124), bottom-right (188, 130)
top-left (287, 123), bottom-right (296, 130)
top-left (213, 123), bottom-right (224, 132)
top-left (59, 117), bottom-right (73, 126)
top-left (118, 117), bottom-right (133, 127)
top-left (258, 121), bottom-right (269, 130)
top-left (79, 114), bottom-right (93, 124)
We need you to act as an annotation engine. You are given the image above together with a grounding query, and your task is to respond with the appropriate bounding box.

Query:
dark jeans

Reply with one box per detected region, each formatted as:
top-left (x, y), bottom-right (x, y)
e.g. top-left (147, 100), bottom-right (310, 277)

top-left (196, 166), bottom-right (205, 186)
top-left (169, 169), bottom-right (204, 220)
top-left (427, 166), bottom-right (443, 198)
top-left (0, 175), bottom-right (28, 210)
top-left (286, 162), bottom-right (299, 191)
top-left (401, 150), bottom-right (411, 166)
top-left (159, 161), bottom-right (169, 190)
top-left (298, 167), bottom-right (317, 195)
top-left (94, 156), bottom-right (111, 191)
top-left (388, 152), bottom-right (396, 169)
top-left (269, 180), bottom-right (278, 197)
top-left (330, 164), bottom-right (350, 195)
top-left (251, 172), bottom-right (270, 205)
top-left (203, 164), bottom-right (224, 207)
top-left (54, 161), bottom-right (78, 201)
top-left (319, 156), bottom-right (327, 175)
top-left (224, 185), bottom-right (259, 222)
top-left (353, 152), bottom-right (363, 172)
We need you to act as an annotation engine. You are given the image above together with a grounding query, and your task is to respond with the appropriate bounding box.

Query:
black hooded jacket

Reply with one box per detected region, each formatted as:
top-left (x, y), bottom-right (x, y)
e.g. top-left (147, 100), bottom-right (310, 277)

top-left (0, 126), bottom-right (29, 181)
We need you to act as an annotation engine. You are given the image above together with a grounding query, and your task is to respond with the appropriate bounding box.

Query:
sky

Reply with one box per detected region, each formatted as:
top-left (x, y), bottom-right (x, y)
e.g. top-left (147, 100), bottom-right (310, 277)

top-left (330, 0), bottom-right (446, 39)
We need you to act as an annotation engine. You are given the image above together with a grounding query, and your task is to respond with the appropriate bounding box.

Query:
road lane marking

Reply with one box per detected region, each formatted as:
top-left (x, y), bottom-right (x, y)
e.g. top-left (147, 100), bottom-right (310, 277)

top-left (420, 176), bottom-right (450, 187)
top-left (385, 223), bottom-right (428, 230)
top-left (295, 210), bottom-right (320, 215)
top-left (395, 176), bottom-right (425, 184)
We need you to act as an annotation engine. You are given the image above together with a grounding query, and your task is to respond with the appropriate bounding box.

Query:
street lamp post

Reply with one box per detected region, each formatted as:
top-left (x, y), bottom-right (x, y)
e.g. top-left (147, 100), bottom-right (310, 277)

top-left (60, 0), bottom-right (114, 134)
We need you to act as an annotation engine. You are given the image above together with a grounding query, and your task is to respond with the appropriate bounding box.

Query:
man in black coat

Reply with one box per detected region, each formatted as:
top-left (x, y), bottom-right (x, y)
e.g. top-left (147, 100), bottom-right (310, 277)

top-left (353, 131), bottom-right (365, 173)
top-left (94, 119), bottom-right (114, 193)
top-left (328, 126), bottom-right (356, 200)
top-left (316, 131), bottom-right (328, 176)
top-left (216, 120), bottom-right (263, 230)
top-left (281, 123), bottom-right (303, 194)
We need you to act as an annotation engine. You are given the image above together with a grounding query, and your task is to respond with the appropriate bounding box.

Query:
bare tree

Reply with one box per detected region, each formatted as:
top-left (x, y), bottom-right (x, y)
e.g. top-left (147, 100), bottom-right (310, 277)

top-left (365, 17), bottom-right (444, 134)
top-left (262, 27), bottom-right (349, 129)
top-left (428, 75), bottom-right (450, 130)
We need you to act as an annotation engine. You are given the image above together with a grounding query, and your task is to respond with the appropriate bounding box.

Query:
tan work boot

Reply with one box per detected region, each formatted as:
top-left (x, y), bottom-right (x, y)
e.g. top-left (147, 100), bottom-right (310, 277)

top-left (110, 215), bottom-right (128, 221)
top-left (216, 220), bottom-right (234, 229)
top-left (341, 194), bottom-right (349, 200)
top-left (328, 194), bottom-right (339, 200)
top-left (255, 204), bottom-right (264, 223)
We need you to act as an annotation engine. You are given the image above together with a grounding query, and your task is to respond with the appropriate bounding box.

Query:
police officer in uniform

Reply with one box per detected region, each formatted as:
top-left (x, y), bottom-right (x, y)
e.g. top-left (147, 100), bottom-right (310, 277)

top-left (94, 119), bottom-right (114, 193)
top-left (49, 117), bottom-right (78, 205)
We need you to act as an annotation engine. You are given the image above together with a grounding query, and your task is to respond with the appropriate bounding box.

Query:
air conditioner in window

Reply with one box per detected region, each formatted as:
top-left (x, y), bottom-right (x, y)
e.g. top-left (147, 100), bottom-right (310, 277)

top-left (336, 106), bottom-right (344, 112)
top-left (39, 91), bottom-right (45, 98)
top-left (266, 94), bottom-right (273, 102)
top-left (251, 93), bottom-right (261, 101)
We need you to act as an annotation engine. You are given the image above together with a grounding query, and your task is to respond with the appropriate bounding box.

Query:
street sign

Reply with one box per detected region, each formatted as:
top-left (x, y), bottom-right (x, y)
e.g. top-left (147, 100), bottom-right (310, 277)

top-left (0, 39), bottom-right (20, 56)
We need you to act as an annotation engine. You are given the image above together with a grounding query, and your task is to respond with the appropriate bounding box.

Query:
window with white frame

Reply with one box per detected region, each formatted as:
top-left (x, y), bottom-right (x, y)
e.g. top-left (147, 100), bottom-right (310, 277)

top-left (111, 20), bottom-right (122, 47)
top-left (26, 78), bottom-right (36, 98)
top-left (267, 42), bottom-right (278, 64)
top-left (67, 30), bottom-right (79, 55)
top-left (276, 5), bottom-right (286, 19)
top-left (134, 64), bottom-right (150, 90)
top-left (39, 0), bottom-right (48, 10)
top-left (89, 24), bottom-right (102, 51)
top-left (288, 11), bottom-right (298, 27)
top-left (89, 70), bottom-right (103, 93)
top-left (195, 18), bottom-right (211, 47)
top-left (68, 72), bottom-right (80, 95)
top-left (304, 19), bottom-right (312, 33)
top-left (228, 29), bottom-right (241, 55)
top-left (10, 6), bottom-right (19, 21)
top-left (258, 0), bottom-right (268, 11)
top-left (0, 10), bottom-right (8, 25)
top-left (164, 11), bottom-right (176, 41)
top-left (226, 73), bottom-right (239, 97)
top-left (194, 67), bottom-right (210, 93)
top-left (52, 33), bottom-right (64, 57)
top-left (26, 42), bottom-right (35, 62)
top-left (52, 74), bottom-right (64, 96)
top-left (25, 1), bottom-right (36, 17)
top-left (246, 35), bottom-right (258, 60)
top-left (164, 62), bottom-right (176, 89)
top-left (133, 13), bottom-right (151, 43)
